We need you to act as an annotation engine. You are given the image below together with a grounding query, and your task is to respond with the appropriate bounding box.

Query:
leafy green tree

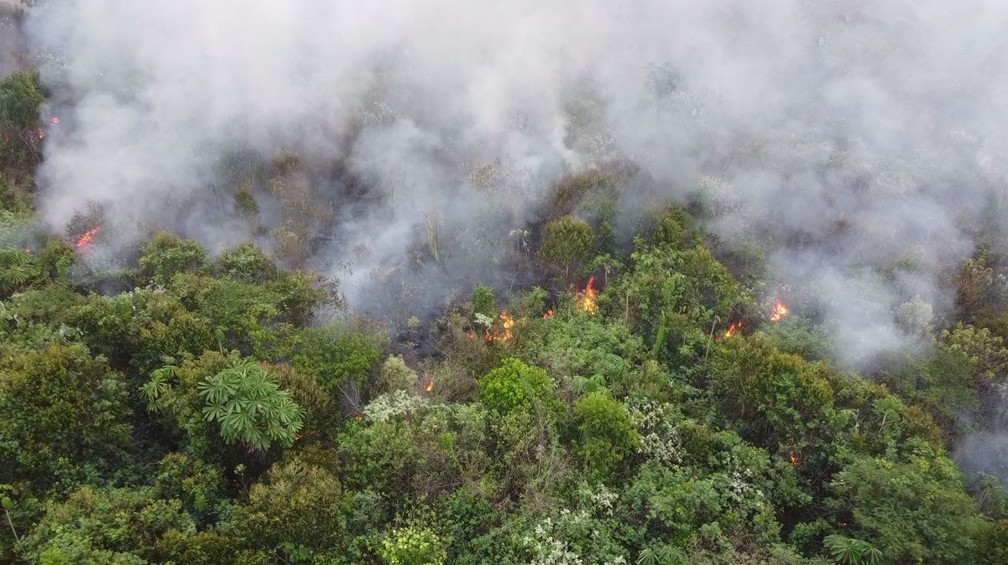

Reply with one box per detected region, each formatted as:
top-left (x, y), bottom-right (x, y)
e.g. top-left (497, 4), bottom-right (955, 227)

top-left (224, 458), bottom-right (347, 560)
top-left (196, 361), bottom-right (306, 452)
top-left (822, 534), bottom-right (883, 565)
top-left (0, 71), bottom-right (44, 127)
top-left (478, 358), bottom-right (563, 419)
top-left (521, 313), bottom-right (644, 397)
top-left (829, 452), bottom-right (989, 563)
top-left (18, 485), bottom-right (194, 564)
top-left (379, 526), bottom-right (448, 565)
top-left (0, 248), bottom-right (38, 297)
top-left (0, 344), bottom-right (133, 488)
top-left (572, 393), bottom-right (639, 481)
top-left (471, 284), bottom-right (495, 318)
top-left (709, 334), bottom-right (835, 451)
top-left (137, 232), bottom-right (209, 284)
top-left (378, 355), bottom-right (420, 394)
top-left (605, 240), bottom-right (749, 366)
top-left (153, 529), bottom-right (244, 565)
top-left (140, 351), bottom-right (242, 461)
top-left (0, 71), bottom-right (45, 180)
top-left (538, 216), bottom-right (597, 280)
top-left (293, 324), bottom-right (383, 392)
top-left (215, 242), bottom-right (277, 283)
top-left (154, 453), bottom-right (231, 526)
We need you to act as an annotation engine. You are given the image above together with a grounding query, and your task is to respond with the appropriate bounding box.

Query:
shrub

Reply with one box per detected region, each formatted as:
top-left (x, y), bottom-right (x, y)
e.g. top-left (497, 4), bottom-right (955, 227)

top-left (379, 526), bottom-right (448, 565)
top-left (572, 392), bottom-right (639, 481)
top-left (478, 358), bottom-right (562, 419)
top-left (138, 232), bottom-right (209, 284)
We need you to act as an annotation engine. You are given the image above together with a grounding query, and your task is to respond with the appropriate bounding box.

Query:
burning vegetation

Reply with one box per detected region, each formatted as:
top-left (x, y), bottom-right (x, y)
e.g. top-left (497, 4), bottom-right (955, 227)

top-left (73, 226), bottom-right (101, 253)
top-left (770, 298), bottom-right (790, 322)
top-left (577, 276), bottom-right (599, 315)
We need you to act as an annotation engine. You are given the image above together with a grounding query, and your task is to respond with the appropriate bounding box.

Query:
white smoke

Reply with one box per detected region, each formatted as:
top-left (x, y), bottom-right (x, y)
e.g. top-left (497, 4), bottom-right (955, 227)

top-left (20, 0), bottom-right (1008, 368)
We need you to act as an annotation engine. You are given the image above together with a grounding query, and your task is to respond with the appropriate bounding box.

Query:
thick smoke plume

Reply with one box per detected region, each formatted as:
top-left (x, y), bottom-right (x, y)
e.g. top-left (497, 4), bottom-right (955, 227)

top-left (21, 0), bottom-right (1008, 373)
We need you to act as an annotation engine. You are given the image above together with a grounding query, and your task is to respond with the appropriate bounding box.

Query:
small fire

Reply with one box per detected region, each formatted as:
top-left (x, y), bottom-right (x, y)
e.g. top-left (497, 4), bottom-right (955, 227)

top-left (423, 372), bottom-right (434, 393)
top-left (37, 117), bottom-right (60, 141)
top-left (578, 276), bottom-right (599, 314)
top-left (544, 309), bottom-right (554, 319)
top-left (353, 413), bottom-right (364, 422)
top-left (487, 311), bottom-right (516, 342)
top-left (789, 451), bottom-right (801, 468)
top-left (770, 298), bottom-right (790, 322)
top-left (500, 311), bottom-right (515, 340)
top-left (74, 226), bottom-right (102, 252)
top-left (724, 321), bottom-right (743, 338)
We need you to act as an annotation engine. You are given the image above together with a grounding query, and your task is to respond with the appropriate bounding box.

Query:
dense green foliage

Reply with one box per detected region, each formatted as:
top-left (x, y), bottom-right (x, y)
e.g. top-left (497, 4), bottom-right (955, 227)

top-left (1, 82), bottom-right (1006, 561)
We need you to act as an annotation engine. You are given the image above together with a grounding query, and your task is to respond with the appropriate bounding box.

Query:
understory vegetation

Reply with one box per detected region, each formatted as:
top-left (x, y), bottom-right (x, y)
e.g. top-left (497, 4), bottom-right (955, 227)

top-left (2, 72), bottom-right (1008, 565)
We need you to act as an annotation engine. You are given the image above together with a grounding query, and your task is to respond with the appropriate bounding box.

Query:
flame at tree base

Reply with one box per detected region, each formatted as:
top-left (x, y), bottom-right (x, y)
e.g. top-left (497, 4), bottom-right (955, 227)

top-left (578, 276), bottom-right (599, 314)
top-left (723, 321), bottom-right (743, 339)
top-left (770, 298), bottom-right (790, 322)
top-left (486, 311), bottom-right (516, 342)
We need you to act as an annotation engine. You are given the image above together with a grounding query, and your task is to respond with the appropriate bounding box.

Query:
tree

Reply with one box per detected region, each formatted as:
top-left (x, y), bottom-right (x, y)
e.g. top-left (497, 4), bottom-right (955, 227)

top-left (478, 358), bottom-right (562, 419)
top-left (293, 324), bottom-right (383, 393)
top-left (538, 216), bottom-right (597, 281)
top-left (196, 361), bottom-right (306, 452)
top-left (137, 232), bottom-right (209, 285)
top-left (18, 485), bottom-right (194, 564)
top-left (822, 535), bottom-right (883, 565)
top-left (572, 392), bottom-right (639, 481)
top-left (0, 71), bottom-right (43, 128)
top-left (829, 453), bottom-right (989, 563)
top-left (379, 526), bottom-right (448, 565)
top-left (0, 71), bottom-right (45, 179)
top-left (224, 458), bottom-right (347, 560)
top-left (0, 344), bottom-right (133, 488)
top-left (215, 242), bottom-right (278, 284)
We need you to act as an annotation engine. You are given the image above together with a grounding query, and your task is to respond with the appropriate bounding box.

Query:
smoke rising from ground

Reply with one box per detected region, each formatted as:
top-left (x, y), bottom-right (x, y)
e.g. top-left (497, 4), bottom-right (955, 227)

top-left (21, 1), bottom-right (1008, 372)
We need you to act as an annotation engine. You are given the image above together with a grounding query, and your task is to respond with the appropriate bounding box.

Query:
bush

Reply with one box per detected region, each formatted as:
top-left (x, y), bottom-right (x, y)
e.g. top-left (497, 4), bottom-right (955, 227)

top-left (224, 459), bottom-right (347, 556)
top-left (379, 526), bottom-right (448, 565)
top-left (293, 324), bottom-right (383, 392)
top-left (572, 392), bottom-right (639, 481)
top-left (138, 232), bottom-right (209, 284)
top-left (0, 344), bottom-right (134, 487)
top-left (196, 361), bottom-right (306, 452)
top-left (538, 216), bottom-right (597, 280)
top-left (378, 355), bottom-right (420, 394)
top-left (215, 242), bottom-right (277, 283)
top-left (478, 358), bottom-right (562, 419)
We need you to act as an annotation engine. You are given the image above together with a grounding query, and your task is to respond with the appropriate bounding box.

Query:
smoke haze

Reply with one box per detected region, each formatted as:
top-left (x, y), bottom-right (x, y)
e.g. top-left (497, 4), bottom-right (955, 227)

top-left (20, 1), bottom-right (1008, 371)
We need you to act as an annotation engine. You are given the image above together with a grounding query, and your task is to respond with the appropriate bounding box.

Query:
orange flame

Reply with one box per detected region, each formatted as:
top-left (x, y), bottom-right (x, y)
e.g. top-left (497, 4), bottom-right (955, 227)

top-left (544, 309), bottom-right (554, 319)
top-left (578, 276), bottom-right (599, 314)
top-left (770, 298), bottom-right (790, 322)
top-left (789, 451), bottom-right (801, 468)
top-left (487, 311), bottom-right (516, 342)
top-left (75, 226), bottom-right (102, 252)
top-left (500, 311), bottom-right (515, 340)
top-left (49, 116), bottom-right (60, 126)
top-left (724, 321), bottom-right (743, 339)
